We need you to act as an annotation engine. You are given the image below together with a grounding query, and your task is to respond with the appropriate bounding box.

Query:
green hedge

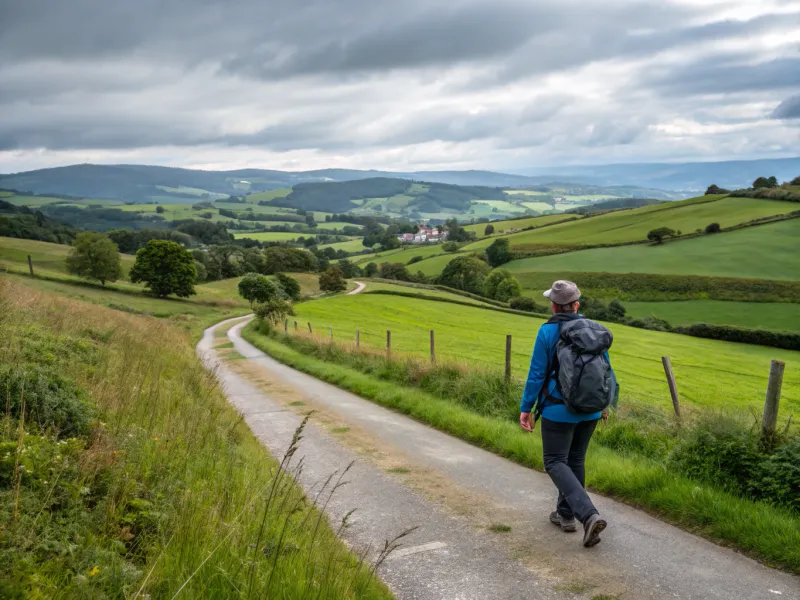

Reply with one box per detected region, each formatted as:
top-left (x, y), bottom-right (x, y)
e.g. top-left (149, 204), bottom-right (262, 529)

top-left (673, 323), bottom-right (800, 351)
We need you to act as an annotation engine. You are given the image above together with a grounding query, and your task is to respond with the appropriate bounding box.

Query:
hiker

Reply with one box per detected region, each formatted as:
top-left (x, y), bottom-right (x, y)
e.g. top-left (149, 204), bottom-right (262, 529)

top-left (519, 280), bottom-right (618, 548)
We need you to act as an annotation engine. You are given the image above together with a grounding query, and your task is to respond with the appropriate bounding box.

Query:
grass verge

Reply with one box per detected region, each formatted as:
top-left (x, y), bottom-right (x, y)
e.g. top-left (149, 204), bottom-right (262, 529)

top-left (0, 279), bottom-right (392, 599)
top-left (242, 323), bottom-right (800, 574)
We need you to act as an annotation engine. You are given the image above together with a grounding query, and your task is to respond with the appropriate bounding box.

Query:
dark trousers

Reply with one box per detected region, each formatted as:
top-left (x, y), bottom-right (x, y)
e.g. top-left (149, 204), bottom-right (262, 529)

top-left (541, 417), bottom-right (600, 524)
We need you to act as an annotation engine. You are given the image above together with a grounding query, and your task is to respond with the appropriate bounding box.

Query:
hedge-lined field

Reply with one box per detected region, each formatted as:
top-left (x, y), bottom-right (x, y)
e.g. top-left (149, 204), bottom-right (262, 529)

top-left (625, 300), bottom-right (800, 332)
top-left (0, 236), bottom-right (136, 277)
top-left (504, 218), bottom-right (800, 280)
top-left (291, 293), bottom-right (799, 415)
top-left (462, 195), bottom-right (793, 250)
top-left (462, 213), bottom-right (576, 238)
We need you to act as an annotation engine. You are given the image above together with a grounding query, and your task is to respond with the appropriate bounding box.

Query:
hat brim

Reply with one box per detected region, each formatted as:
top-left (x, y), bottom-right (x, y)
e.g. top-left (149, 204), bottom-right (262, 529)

top-left (543, 289), bottom-right (552, 299)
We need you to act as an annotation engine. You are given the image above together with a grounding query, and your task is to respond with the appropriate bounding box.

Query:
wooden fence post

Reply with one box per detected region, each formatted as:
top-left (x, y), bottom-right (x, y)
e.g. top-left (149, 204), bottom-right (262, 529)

top-left (329, 326), bottom-right (333, 342)
top-left (430, 330), bottom-right (436, 365)
top-left (661, 356), bottom-right (681, 420)
top-left (284, 319), bottom-right (288, 333)
top-left (27, 255), bottom-right (34, 277)
top-left (356, 328), bottom-right (360, 348)
top-left (307, 322), bottom-right (313, 334)
top-left (386, 330), bottom-right (391, 360)
top-left (505, 335), bottom-right (512, 384)
top-left (293, 320), bottom-right (297, 331)
top-left (762, 360), bottom-right (785, 443)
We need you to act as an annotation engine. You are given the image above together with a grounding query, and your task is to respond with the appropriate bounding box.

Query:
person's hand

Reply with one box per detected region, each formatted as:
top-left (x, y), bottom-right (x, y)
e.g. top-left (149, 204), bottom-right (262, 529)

top-left (601, 409), bottom-right (609, 424)
top-left (520, 412), bottom-right (534, 432)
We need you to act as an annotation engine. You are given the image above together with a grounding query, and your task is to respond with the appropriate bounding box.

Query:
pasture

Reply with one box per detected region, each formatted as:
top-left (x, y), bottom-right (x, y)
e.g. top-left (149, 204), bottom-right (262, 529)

top-left (624, 300), bottom-right (800, 332)
top-left (462, 214), bottom-right (578, 238)
top-left (504, 218), bottom-right (800, 281)
top-left (319, 238), bottom-right (370, 253)
top-left (245, 188), bottom-right (292, 203)
top-left (233, 231), bottom-right (307, 241)
top-left (291, 293), bottom-right (799, 416)
top-left (0, 236), bottom-right (136, 277)
top-left (350, 243), bottom-right (452, 267)
top-left (464, 195), bottom-right (794, 250)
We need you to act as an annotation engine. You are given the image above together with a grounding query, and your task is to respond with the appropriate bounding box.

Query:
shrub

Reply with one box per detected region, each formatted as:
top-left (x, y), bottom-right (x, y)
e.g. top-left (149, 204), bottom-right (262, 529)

top-left (337, 258), bottom-right (362, 278)
top-left (275, 272), bottom-right (301, 300)
top-left (364, 262), bottom-right (378, 277)
top-left (253, 298), bottom-right (294, 328)
top-left (509, 296), bottom-right (547, 313)
top-left (484, 224), bottom-right (494, 236)
top-left (791, 176), bottom-right (800, 186)
top-left (0, 364), bottom-right (93, 438)
top-left (319, 266), bottom-right (347, 293)
top-left (407, 255), bottom-right (423, 265)
top-left (483, 269), bottom-right (521, 301)
top-left (378, 262), bottom-right (411, 281)
top-left (753, 176), bottom-right (778, 189)
top-left (672, 323), bottom-right (800, 351)
top-left (238, 272), bottom-right (280, 307)
top-left (438, 255), bottom-right (491, 294)
top-left (705, 222), bottom-right (721, 233)
top-left (751, 438), bottom-right (800, 512)
top-left (442, 241), bottom-right (459, 252)
top-left (705, 184), bottom-right (730, 195)
top-left (646, 227), bottom-right (676, 244)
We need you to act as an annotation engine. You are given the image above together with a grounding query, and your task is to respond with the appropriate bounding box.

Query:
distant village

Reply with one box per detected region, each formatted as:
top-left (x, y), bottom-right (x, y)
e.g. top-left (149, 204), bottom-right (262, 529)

top-left (396, 225), bottom-right (449, 244)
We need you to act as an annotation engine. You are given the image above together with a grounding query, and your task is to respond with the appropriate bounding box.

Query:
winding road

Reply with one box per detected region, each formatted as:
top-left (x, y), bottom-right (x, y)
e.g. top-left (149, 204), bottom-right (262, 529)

top-left (198, 316), bottom-right (799, 600)
top-left (348, 280), bottom-right (366, 295)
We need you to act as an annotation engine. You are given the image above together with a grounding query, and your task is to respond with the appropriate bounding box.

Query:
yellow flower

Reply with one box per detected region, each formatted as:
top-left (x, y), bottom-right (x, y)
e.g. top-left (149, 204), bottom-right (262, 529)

top-left (88, 566), bottom-right (100, 577)
top-left (153, 436), bottom-right (159, 441)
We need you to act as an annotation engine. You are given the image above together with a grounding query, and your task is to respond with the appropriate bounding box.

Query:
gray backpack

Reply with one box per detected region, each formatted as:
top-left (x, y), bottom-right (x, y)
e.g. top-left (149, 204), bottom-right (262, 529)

top-left (548, 316), bottom-right (614, 414)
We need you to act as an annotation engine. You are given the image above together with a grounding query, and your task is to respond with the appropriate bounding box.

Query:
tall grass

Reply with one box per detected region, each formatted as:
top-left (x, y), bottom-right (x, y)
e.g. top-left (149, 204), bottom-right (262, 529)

top-left (0, 278), bottom-right (393, 599)
top-left (243, 322), bottom-right (800, 573)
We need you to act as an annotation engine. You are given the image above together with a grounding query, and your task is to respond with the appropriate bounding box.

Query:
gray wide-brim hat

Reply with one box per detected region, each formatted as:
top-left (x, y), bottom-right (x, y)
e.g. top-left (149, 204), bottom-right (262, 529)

top-left (543, 280), bottom-right (581, 305)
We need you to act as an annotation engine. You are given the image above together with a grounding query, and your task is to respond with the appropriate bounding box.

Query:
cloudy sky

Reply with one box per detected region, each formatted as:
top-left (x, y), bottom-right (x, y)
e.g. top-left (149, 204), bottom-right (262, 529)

top-left (0, 0), bottom-right (799, 174)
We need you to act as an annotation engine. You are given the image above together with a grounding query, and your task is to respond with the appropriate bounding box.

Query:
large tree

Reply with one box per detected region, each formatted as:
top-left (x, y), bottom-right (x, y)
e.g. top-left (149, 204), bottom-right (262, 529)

top-left (65, 232), bottom-right (122, 287)
top-left (275, 272), bottom-right (301, 300)
top-left (438, 255), bottom-right (491, 294)
top-left (130, 240), bottom-right (197, 297)
top-left (238, 272), bottom-right (280, 308)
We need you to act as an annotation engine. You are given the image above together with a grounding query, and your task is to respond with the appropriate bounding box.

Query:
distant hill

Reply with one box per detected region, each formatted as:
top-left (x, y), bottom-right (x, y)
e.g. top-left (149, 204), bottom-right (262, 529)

top-left (0, 163), bottom-right (680, 204)
top-left (523, 157), bottom-right (800, 192)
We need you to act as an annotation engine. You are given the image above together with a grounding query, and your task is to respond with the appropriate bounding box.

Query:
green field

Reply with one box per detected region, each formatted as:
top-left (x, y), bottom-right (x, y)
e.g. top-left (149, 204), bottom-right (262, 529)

top-left (0, 236), bottom-right (136, 277)
top-left (504, 218), bottom-right (800, 281)
top-left (233, 231), bottom-right (306, 241)
top-left (350, 243), bottom-right (453, 267)
top-left (319, 238), bottom-right (370, 253)
top-left (3, 194), bottom-right (123, 208)
top-left (463, 214), bottom-right (578, 238)
top-left (465, 195), bottom-right (794, 250)
top-left (624, 300), bottom-right (800, 332)
top-left (521, 202), bottom-right (556, 212)
top-left (292, 293), bottom-right (799, 415)
top-left (245, 188), bottom-right (292, 203)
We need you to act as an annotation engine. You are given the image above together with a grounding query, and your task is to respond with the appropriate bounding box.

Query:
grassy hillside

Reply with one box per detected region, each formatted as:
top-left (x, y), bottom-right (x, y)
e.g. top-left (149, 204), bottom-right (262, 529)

top-left (291, 293), bottom-right (799, 415)
top-left (0, 279), bottom-right (392, 598)
top-left (464, 195), bottom-right (794, 250)
top-left (624, 300), bottom-right (800, 332)
top-left (504, 218), bottom-right (800, 281)
top-left (462, 214), bottom-right (577, 238)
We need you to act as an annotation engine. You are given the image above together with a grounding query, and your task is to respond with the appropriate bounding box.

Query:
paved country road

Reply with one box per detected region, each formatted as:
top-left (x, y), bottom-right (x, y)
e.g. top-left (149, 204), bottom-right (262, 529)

top-left (199, 317), bottom-right (799, 600)
top-left (348, 280), bottom-right (366, 295)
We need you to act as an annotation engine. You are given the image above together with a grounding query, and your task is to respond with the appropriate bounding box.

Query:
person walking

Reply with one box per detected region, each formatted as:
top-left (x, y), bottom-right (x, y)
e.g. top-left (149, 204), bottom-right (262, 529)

top-left (519, 280), bottom-right (618, 547)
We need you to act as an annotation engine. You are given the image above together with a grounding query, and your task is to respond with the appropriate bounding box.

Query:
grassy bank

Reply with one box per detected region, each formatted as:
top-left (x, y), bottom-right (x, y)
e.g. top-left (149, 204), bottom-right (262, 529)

top-left (241, 324), bottom-right (800, 573)
top-left (0, 279), bottom-right (393, 599)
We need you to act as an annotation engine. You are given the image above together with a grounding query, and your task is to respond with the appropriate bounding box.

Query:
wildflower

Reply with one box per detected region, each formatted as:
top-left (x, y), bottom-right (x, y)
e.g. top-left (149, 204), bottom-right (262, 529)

top-left (153, 436), bottom-right (159, 441)
top-left (88, 566), bottom-right (100, 577)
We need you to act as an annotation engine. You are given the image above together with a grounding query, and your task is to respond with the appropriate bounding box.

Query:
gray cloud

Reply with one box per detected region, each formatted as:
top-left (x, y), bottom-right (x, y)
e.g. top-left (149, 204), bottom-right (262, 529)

top-left (773, 95), bottom-right (800, 119)
top-left (0, 0), bottom-right (798, 171)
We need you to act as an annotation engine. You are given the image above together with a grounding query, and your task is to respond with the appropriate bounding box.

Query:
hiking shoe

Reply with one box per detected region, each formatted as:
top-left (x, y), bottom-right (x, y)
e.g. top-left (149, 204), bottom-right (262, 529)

top-left (583, 513), bottom-right (607, 547)
top-left (549, 511), bottom-right (577, 532)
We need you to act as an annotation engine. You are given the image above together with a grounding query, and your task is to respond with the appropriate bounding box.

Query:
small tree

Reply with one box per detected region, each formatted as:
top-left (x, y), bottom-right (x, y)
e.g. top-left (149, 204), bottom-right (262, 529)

top-left (791, 176), bottom-right (800, 186)
top-left (705, 184), bottom-right (730, 195)
top-left (364, 262), bottom-right (378, 277)
top-left (442, 241), bottom-right (459, 253)
top-left (753, 176), bottom-right (778, 189)
top-left (129, 240), bottom-right (197, 297)
top-left (485, 238), bottom-right (512, 267)
top-left (338, 259), bottom-right (362, 278)
top-left (254, 298), bottom-right (294, 330)
top-left (155, 205), bottom-right (165, 214)
top-left (705, 222), bottom-right (721, 234)
top-left (65, 232), bottom-right (122, 287)
top-left (275, 272), bottom-right (301, 300)
top-left (378, 263), bottom-right (411, 281)
top-left (484, 223), bottom-right (495, 236)
top-left (319, 266), bottom-right (347, 293)
top-left (238, 272), bottom-right (280, 308)
top-left (646, 227), bottom-right (676, 244)
top-left (483, 269), bottom-right (521, 301)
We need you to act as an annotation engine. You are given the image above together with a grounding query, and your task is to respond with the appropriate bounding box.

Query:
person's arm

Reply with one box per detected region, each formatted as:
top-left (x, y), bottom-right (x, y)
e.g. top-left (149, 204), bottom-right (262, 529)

top-left (604, 351), bottom-right (619, 409)
top-left (520, 328), bottom-right (550, 431)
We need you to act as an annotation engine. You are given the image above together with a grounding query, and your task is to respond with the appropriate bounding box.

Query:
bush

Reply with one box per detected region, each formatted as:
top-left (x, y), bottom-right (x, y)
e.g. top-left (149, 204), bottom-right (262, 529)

top-left (509, 296), bottom-right (547, 313)
top-left (484, 224), bottom-right (494, 236)
top-left (483, 269), bottom-right (521, 301)
top-left (378, 262), bottom-right (411, 281)
top-left (407, 255), bottom-right (423, 265)
top-left (438, 255), bottom-right (491, 294)
top-left (364, 262), bottom-right (378, 277)
top-left (275, 272), bottom-right (301, 300)
top-left (751, 438), bottom-right (800, 512)
top-left (253, 298), bottom-right (294, 328)
top-left (646, 227), bottom-right (676, 244)
top-left (485, 238), bottom-right (511, 267)
top-left (0, 364), bottom-right (93, 438)
top-left (705, 222), bottom-right (721, 233)
top-left (319, 266), bottom-right (347, 293)
top-left (705, 184), bottom-right (730, 195)
top-left (441, 241), bottom-right (459, 253)
top-left (238, 272), bottom-right (280, 307)
top-left (672, 323), bottom-right (800, 351)
top-left (753, 176), bottom-right (778, 189)
top-left (791, 176), bottom-right (800, 186)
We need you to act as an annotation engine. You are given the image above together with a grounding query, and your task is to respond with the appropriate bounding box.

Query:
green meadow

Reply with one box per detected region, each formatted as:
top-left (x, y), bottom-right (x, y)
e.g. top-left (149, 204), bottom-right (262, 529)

top-left (464, 195), bottom-right (793, 250)
top-left (462, 213), bottom-right (577, 238)
top-left (0, 236), bottom-right (136, 277)
top-left (624, 300), bottom-right (800, 332)
top-left (504, 218), bottom-right (800, 280)
top-left (291, 293), bottom-right (799, 416)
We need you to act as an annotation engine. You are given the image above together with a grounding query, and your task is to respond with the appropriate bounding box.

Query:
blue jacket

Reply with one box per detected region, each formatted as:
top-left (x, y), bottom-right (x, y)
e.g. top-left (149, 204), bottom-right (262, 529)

top-left (520, 315), bottom-right (617, 423)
